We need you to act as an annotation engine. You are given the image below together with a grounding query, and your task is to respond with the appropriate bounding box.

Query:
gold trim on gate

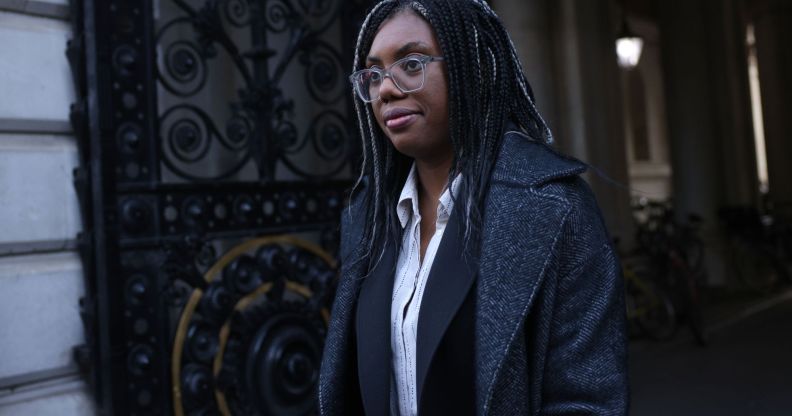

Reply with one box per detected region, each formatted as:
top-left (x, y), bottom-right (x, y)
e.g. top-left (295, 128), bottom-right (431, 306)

top-left (172, 235), bottom-right (336, 416)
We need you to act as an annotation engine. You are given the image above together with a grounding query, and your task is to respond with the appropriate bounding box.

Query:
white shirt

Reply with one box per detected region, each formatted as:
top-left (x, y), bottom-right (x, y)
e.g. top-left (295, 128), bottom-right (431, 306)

top-left (390, 163), bottom-right (461, 416)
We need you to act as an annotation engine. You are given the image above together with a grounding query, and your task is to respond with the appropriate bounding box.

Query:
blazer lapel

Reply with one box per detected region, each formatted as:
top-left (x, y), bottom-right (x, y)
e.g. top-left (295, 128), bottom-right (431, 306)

top-left (474, 181), bottom-right (571, 414)
top-left (415, 209), bottom-right (477, 404)
top-left (356, 240), bottom-right (397, 416)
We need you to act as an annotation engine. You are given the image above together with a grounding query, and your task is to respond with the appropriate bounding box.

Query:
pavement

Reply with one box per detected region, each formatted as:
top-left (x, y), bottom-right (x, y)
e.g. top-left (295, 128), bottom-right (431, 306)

top-left (629, 288), bottom-right (792, 415)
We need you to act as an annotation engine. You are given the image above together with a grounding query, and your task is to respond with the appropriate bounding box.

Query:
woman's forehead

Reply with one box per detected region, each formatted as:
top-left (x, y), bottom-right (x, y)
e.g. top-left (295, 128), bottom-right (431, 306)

top-left (367, 10), bottom-right (440, 60)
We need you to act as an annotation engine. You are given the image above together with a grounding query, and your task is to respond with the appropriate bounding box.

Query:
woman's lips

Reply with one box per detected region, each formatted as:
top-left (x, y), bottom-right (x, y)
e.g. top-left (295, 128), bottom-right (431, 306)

top-left (383, 108), bottom-right (420, 130)
top-left (386, 113), bottom-right (417, 129)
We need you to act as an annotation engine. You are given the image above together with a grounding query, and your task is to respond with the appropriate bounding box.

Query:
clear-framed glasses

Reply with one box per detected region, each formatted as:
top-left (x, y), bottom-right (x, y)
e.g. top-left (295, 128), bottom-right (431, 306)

top-left (349, 54), bottom-right (444, 103)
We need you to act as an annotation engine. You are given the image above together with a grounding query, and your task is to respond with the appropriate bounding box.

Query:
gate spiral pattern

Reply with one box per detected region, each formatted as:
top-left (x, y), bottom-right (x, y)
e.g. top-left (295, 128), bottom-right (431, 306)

top-left (155, 0), bottom-right (353, 182)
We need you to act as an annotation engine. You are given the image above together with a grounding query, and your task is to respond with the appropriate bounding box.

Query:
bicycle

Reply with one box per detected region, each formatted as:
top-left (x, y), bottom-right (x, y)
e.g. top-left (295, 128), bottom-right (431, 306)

top-left (622, 254), bottom-right (677, 341)
top-left (633, 200), bottom-right (708, 346)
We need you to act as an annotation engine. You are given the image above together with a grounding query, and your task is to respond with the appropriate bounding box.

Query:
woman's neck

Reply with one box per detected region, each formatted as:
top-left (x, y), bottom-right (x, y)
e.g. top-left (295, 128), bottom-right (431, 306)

top-left (415, 156), bottom-right (453, 203)
top-left (414, 154), bottom-right (453, 262)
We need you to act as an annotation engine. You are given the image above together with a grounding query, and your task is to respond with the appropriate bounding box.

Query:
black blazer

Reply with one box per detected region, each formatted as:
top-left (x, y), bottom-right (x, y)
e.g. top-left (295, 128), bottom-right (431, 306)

top-left (355, 204), bottom-right (477, 415)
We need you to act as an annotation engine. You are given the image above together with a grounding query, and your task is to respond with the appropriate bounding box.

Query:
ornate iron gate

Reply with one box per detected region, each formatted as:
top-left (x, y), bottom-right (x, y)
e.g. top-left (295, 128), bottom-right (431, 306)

top-left (67, 0), bottom-right (367, 414)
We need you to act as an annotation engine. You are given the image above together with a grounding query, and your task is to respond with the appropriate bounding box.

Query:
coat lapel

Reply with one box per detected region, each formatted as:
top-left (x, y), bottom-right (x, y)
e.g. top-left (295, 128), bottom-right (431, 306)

top-left (474, 181), bottom-right (571, 413)
top-left (415, 208), bottom-right (477, 404)
top-left (470, 131), bottom-right (585, 414)
top-left (355, 240), bottom-right (396, 415)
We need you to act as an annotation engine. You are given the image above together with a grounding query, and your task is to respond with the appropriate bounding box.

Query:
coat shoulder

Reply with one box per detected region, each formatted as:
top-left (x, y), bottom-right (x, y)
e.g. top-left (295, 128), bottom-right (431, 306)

top-left (492, 130), bottom-right (588, 188)
top-left (489, 131), bottom-right (612, 257)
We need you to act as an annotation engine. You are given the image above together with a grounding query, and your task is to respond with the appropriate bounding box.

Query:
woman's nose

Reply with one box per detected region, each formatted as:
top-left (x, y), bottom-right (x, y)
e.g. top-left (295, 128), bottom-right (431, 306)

top-left (377, 75), bottom-right (405, 102)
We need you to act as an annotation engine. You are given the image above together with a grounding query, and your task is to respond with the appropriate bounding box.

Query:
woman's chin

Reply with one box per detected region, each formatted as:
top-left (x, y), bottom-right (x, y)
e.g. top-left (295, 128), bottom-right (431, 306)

top-left (389, 137), bottom-right (422, 159)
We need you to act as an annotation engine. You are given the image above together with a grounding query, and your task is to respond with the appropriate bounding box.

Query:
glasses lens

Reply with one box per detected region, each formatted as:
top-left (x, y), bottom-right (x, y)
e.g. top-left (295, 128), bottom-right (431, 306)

top-left (391, 57), bottom-right (425, 92)
top-left (353, 70), bottom-right (380, 102)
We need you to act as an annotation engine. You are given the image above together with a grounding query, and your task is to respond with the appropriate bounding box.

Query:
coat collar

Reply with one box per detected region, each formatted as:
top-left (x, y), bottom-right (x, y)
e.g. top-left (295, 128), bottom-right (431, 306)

top-left (495, 130), bottom-right (588, 186)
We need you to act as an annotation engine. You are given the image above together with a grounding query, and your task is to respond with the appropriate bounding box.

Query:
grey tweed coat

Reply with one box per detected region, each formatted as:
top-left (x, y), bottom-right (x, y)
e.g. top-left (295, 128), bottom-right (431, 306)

top-left (319, 130), bottom-right (629, 415)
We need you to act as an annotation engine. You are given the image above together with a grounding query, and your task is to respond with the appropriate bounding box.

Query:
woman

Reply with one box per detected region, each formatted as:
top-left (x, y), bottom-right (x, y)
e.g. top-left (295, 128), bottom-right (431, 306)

top-left (319, 0), bottom-right (628, 415)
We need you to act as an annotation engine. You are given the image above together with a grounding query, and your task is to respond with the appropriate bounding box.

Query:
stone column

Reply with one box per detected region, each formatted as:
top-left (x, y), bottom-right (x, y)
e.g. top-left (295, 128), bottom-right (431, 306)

top-left (495, 0), bottom-right (560, 133)
top-left (709, 0), bottom-right (759, 207)
top-left (658, 0), bottom-right (722, 221)
top-left (658, 0), bottom-right (721, 282)
top-left (750, 0), bottom-right (792, 214)
top-left (657, 0), bottom-right (757, 284)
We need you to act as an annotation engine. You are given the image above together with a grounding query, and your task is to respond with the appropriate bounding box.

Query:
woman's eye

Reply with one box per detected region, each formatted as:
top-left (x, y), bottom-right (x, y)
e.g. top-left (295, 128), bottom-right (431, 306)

top-left (366, 71), bottom-right (382, 83)
top-left (401, 59), bottom-right (422, 73)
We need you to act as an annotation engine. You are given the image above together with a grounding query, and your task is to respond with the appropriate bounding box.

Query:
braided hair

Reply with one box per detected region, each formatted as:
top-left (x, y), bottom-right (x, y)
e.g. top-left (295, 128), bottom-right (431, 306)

top-left (349, 0), bottom-right (553, 272)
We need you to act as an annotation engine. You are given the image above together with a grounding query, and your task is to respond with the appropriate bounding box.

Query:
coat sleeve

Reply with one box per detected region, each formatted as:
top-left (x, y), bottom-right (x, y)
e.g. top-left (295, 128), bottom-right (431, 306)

top-left (539, 217), bottom-right (629, 414)
top-left (318, 185), bottom-right (368, 416)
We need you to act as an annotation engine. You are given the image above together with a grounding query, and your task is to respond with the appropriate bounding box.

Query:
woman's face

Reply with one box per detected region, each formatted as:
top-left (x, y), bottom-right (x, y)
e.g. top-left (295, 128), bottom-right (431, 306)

top-left (366, 10), bottom-right (452, 164)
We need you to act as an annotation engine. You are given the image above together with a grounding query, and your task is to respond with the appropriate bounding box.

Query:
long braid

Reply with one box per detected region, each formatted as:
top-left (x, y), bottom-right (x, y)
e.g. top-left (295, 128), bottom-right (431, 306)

top-left (349, 0), bottom-right (393, 199)
top-left (348, 1), bottom-right (398, 272)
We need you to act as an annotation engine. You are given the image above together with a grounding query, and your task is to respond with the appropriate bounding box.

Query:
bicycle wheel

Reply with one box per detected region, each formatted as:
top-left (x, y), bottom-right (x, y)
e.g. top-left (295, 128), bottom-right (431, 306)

top-left (683, 269), bottom-right (708, 346)
top-left (634, 279), bottom-right (677, 341)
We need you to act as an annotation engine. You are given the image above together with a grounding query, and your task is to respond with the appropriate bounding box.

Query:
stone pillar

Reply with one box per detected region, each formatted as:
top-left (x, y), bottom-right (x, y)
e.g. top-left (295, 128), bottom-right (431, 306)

top-left (750, 0), bottom-right (792, 214)
top-left (658, 0), bottom-right (721, 282)
top-left (657, 0), bottom-right (756, 284)
top-left (495, 0), bottom-right (560, 133)
top-left (658, 0), bottom-right (722, 221)
top-left (709, 0), bottom-right (759, 207)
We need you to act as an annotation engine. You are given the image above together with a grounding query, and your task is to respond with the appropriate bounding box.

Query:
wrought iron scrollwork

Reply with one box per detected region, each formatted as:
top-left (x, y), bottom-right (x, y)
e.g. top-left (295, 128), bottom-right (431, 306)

top-left (159, 104), bottom-right (252, 180)
top-left (156, 0), bottom-right (353, 182)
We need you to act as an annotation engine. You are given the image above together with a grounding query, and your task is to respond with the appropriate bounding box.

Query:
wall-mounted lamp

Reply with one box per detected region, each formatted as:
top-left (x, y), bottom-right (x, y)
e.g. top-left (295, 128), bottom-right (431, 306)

top-left (616, 17), bottom-right (643, 69)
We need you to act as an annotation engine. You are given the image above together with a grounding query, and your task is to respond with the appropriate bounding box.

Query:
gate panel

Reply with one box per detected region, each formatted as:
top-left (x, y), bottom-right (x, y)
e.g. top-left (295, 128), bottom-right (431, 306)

top-left (67, 0), bottom-right (369, 414)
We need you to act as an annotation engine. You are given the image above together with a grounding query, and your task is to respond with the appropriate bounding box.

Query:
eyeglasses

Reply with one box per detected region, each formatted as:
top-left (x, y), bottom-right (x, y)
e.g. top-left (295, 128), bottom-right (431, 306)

top-left (349, 54), bottom-right (445, 103)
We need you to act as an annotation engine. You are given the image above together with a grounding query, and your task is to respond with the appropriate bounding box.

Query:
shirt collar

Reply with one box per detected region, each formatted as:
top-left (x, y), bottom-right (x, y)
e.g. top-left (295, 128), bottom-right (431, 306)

top-left (396, 163), bottom-right (462, 229)
top-left (397, 164), bottom-right (420, 229)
